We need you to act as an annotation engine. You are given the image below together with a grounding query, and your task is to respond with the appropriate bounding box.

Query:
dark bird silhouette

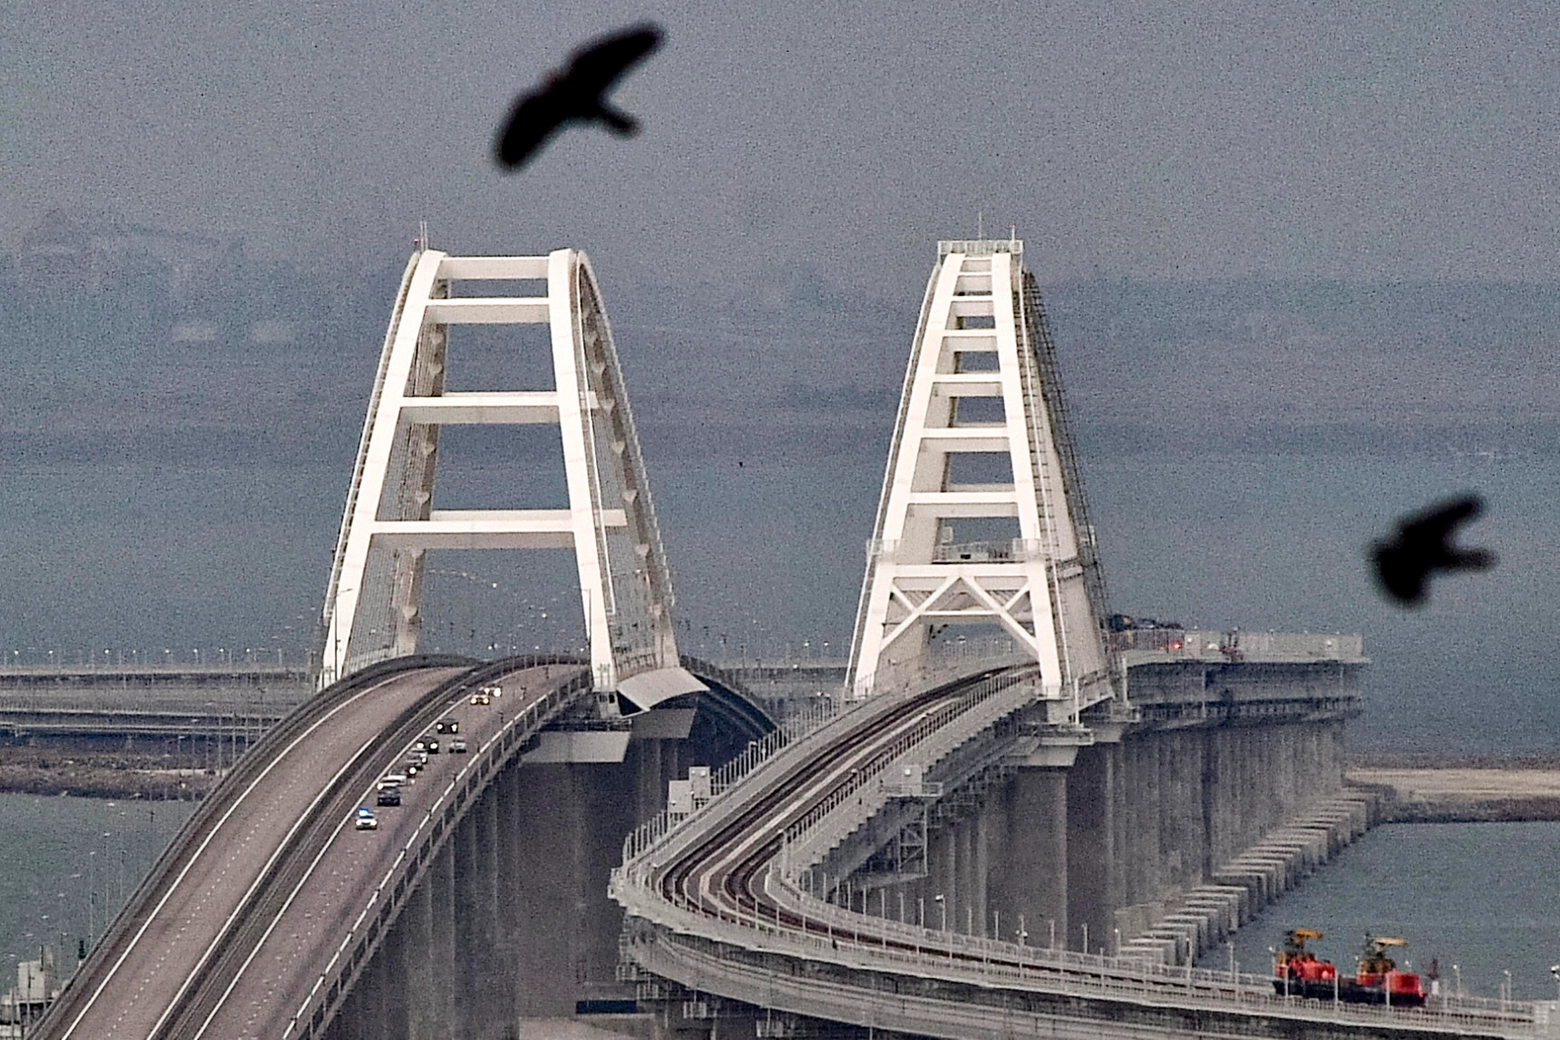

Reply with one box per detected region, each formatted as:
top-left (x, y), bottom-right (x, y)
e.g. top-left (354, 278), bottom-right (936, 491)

top-left (494, 24), bottom-right (663, 170)
top-left (1370, 494), bottom-right (1496, 607)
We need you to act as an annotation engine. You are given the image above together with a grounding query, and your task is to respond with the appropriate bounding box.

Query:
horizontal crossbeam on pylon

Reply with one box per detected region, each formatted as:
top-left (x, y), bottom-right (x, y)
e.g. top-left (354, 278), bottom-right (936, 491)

top-left (422, 298), bottom-right (550, 323)
top-left (365, 509), bottom-right (629, 550)
top-left (398, 391), bottom-right (600, 424)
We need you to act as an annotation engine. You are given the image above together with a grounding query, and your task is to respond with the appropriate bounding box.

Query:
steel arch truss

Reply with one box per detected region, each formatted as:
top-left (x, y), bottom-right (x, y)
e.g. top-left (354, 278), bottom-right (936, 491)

top-left (318, 248), bottom-right (699, 708)
top-left (847, 240), bottom-right (1117, 717)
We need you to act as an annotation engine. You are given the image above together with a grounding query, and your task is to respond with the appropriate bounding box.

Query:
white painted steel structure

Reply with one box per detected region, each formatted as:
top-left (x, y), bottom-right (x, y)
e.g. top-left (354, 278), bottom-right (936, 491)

top-left (849, 240), bottom-right (1116, 717)
top-left (319, 248), bottom-right (697, 706)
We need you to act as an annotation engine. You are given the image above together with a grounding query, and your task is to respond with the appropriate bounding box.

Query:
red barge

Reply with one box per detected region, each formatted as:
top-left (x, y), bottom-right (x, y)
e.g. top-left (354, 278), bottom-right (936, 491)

top-left (1273, 929), bottom-right (1428, 1007)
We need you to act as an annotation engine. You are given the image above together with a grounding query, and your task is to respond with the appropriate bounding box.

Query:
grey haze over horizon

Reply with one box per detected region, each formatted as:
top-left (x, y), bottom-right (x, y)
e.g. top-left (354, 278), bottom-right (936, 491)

top-left (2, 1), bottom-right (1558, 752)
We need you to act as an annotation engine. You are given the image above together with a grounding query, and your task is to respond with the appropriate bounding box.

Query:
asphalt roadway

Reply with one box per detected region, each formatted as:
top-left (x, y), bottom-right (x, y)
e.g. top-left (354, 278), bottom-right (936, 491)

top-left (39, 664), bottom-right (471, 1040)
top-left (197, 664), bottom-right (578, 1039)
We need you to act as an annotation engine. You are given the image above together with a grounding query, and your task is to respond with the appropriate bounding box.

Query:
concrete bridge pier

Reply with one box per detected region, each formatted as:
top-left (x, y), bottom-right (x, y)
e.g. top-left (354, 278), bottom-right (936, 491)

top-left (317, 726), bottom-right (715, 1040)
top-left (988, 766), bottom-right (1069, 950)
top-left (1067, 742), bottom-right (1117, 955)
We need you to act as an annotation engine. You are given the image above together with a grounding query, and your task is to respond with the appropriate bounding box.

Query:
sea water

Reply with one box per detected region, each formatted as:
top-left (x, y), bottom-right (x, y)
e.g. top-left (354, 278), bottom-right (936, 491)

top-left (0, 793), bottom-right (194, 978)
top-left (1212, 821), bottom-right (1560, 1001)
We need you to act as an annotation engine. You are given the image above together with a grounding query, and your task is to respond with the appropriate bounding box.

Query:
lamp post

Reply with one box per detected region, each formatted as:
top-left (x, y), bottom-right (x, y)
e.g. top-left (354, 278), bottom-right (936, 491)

top-left (934, 894), bottom-right (946, 932)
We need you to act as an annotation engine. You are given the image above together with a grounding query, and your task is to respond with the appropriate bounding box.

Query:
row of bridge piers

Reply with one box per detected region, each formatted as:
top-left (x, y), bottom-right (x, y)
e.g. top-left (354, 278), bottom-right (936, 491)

top-left (326, 733), bottom-right (705, 1040)
top-left (828, 714), bottom-right (1351, 963)
top-left (317, 661), bottom-right (1359, 1040)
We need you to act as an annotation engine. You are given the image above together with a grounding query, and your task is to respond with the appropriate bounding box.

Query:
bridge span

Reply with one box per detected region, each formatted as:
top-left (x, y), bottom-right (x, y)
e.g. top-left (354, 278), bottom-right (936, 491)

top-left (29, 652), bottom-right (766, 1040)
top-left (612, 665), bottom-right (1553, 1040)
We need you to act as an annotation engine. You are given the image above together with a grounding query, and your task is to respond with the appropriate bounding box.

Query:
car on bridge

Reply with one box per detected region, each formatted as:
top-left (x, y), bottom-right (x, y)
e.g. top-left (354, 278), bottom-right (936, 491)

top-left (415, 737), bottom-right (440, 754)
top-left (469, 690), bottom-right (492, 705)
top-left (354, 808), bottom-right (379, 831)
top-left (448, 738), bottom-right (468, 753)
top-left (377, 772), bottom-right (407, 789)
top-left (435, 718), bottom-right (459, 734)
top-left (375, 785), bottom-right (401, 807)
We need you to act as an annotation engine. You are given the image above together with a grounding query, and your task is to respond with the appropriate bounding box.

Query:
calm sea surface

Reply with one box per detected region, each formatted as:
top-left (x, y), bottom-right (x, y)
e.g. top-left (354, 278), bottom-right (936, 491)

top-left (1209, 821), bottom-right (1560, 1002)
top-left (0, 793), bottom-right (1554, 1003)
top-left (0, 793), bottom-right (194, 977)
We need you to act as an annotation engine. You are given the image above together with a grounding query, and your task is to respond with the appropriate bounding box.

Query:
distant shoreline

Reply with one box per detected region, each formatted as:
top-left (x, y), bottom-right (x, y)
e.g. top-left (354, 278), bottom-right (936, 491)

top-left (0, 745), bottom-right (217, 801)
top-left (1347, 765), bottom-right (1560, 823)
top-left (1, 746), bottom-right (1558, 815)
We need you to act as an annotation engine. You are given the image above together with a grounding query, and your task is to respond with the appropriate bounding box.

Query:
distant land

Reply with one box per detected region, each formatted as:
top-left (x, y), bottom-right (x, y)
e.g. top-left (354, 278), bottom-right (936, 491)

top-left (2, 209), bottom-right (1557, 757)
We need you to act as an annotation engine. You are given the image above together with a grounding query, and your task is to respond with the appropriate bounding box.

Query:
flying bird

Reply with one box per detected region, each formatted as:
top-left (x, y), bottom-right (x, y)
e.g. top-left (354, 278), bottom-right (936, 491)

top-left (1370, 493), bottom-right (1496, 607)
top-left (494, 24), bottom-right (664, 170)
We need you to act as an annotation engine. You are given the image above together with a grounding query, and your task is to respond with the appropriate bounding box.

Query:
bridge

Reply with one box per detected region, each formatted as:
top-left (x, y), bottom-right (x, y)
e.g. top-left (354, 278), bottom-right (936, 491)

top-left (25, 240), bottom-right (1539, 1040)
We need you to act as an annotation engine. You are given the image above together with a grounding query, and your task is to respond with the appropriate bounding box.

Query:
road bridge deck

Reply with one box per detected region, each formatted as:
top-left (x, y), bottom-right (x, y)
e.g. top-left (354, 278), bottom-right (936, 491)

top-left (31, 656), bottom-right (587, 1040)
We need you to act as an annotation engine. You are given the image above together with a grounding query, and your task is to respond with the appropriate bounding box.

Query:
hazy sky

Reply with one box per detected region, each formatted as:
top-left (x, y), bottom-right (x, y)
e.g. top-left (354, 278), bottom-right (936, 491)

top-left (5, 0), bottom-right (1559, 290)
top-left (3, 2), bottom-right (1559, 752)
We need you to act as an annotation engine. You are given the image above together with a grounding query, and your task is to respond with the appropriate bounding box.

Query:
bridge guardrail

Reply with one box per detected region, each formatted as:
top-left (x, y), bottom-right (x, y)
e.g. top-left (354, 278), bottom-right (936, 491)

top-left (629, 925), bottom-right (1544, 1040)
top-left (33, 654), bottom-right (477, 1040)
top-left (617, 875), bottom-right (1548, 1037)
top-left (285, 657), bottom-right (591, 1040)
top-left (612, 661), bottom-right (1552, 1038)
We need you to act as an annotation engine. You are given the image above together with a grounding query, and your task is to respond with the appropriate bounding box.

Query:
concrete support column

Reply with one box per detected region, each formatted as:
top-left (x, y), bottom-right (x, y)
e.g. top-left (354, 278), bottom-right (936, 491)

top-left (989, 767), bottom-right (1067, 951)
top-left (380, 901), bottom-right (412, 1040)
top-left (509, 763), bottom-right (581, 1015)
top-left (972, 806), bottom-right (990, 937)
top-left (1066, 743), bottom-right (1117, 954)
top-left (429, 842), bottom-right (457, 1037)
top-left (954, 817), bottom-right (975, 934)
top-left (405, 863), bottom-right (442, 1040)
top-left (474, 785), bottom-right (505, 1038)
top-left (495, 760), bottom-right (526, 1025)
top-left (453, 787), bottom-right (505, 1039)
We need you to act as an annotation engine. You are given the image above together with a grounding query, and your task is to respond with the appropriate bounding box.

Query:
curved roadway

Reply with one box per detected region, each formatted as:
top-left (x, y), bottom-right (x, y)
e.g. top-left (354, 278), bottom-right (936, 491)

top-left (34, 656), bottom-right (587, 1040)
top-left (614, 667), bottom-right (1546, 1040)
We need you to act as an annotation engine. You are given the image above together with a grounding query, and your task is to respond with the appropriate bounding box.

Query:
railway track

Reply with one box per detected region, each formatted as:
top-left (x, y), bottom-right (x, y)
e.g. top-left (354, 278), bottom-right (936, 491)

top-left (615, 666), bottom-right (1548, 1039)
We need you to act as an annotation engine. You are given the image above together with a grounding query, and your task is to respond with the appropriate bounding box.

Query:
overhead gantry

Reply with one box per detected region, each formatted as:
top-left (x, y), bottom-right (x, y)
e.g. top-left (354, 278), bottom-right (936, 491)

top-left (317, 247), bottom-right (700, 710)
top-left (848, 239), bottom-right (1119, 723)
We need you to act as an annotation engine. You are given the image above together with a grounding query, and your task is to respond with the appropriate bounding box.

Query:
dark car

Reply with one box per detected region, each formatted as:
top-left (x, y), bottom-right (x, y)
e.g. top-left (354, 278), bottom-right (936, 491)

top-left (376, 784), bottom-right (402, 807)
top-left (435, 718), bottom-right (459, 735)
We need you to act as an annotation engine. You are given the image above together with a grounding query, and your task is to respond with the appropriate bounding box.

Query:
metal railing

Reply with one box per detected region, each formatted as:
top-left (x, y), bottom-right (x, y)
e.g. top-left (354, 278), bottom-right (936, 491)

top-left (938, 239), bottom-right (1023, 258)
top-left (1112, 628), bottom-right (1365, 662)
top-left (630, 924), bottom-right (1548, 1040)
top-left (612, 659), bottom-right (1550, 1038)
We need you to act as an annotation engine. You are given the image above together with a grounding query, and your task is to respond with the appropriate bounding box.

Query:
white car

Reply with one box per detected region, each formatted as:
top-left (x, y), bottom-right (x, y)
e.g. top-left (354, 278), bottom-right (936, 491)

top-left (354, 808), bottom-right (379, 831)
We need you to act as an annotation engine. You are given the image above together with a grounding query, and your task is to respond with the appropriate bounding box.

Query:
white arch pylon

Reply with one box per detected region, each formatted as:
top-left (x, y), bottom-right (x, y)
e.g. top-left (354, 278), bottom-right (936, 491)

top-left (847, 239), bottom-right (1118, 719)
top-left (317, 247), bottom-right (702, 711)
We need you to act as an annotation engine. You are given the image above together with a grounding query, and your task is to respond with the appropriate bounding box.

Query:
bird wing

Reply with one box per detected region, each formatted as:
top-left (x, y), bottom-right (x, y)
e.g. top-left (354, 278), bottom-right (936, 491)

top-left (564, 24), bottom-right (663, 96)
top-left (495, 86), bottom-right (572, 168)
top-left (1398, 494), bottom-right (1482, 546)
